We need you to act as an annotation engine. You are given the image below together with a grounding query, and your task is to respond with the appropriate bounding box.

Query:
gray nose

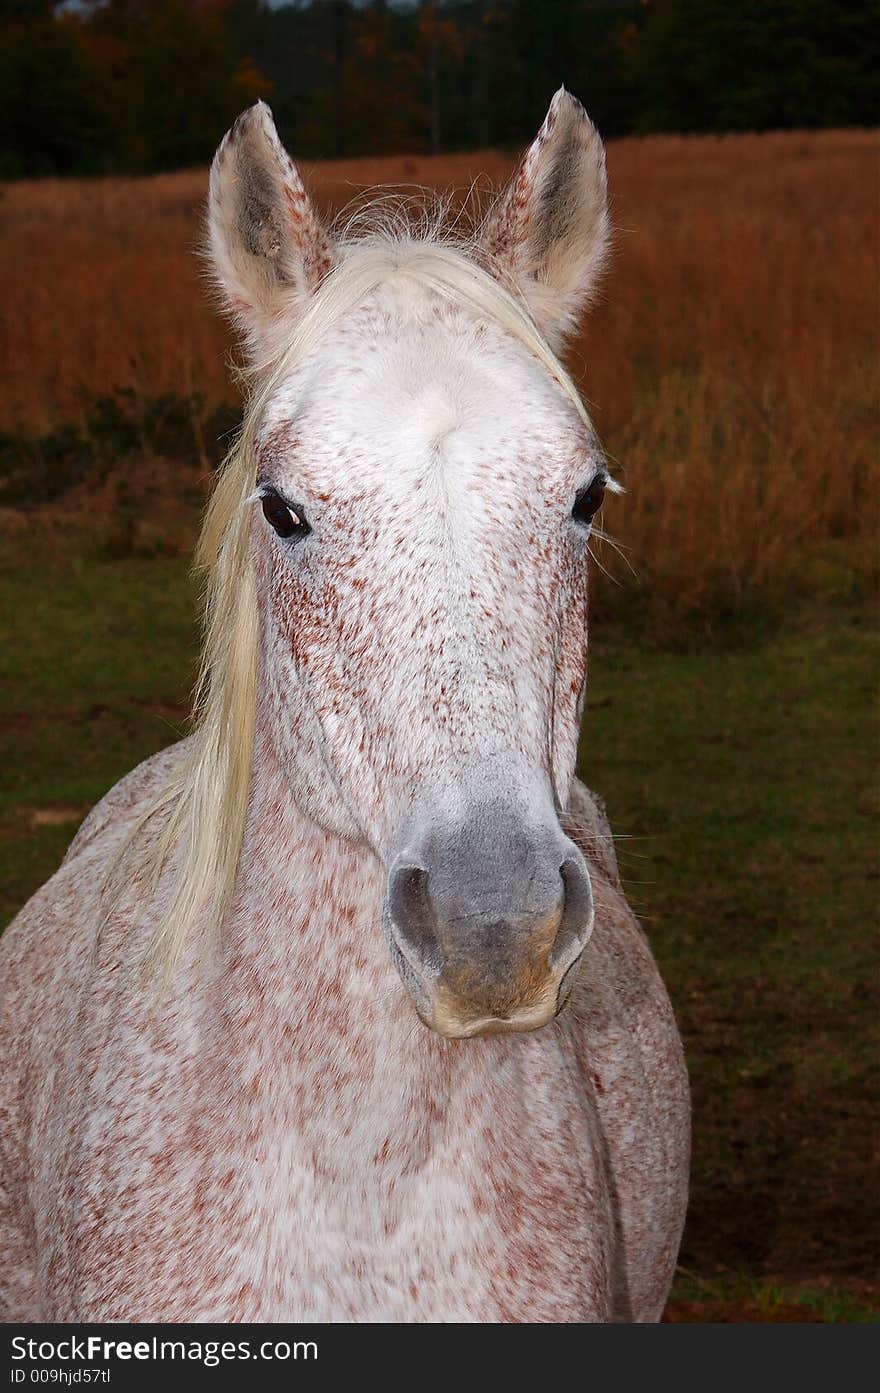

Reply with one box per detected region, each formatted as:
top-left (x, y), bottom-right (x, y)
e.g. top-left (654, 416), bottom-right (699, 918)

top-left (385, 809), bottom-right (594, 1037)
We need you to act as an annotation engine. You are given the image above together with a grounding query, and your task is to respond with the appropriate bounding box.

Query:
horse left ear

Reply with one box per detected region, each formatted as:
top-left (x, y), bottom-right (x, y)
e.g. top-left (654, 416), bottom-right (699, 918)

top-left (479, 88), bottom-right (610, 351)
top-left (206, 101), bottom-right (336, 367)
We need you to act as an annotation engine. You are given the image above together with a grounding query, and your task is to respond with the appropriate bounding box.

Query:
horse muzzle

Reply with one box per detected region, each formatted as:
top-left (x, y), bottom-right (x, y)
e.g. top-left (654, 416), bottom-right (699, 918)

top-left (383, 802), bottom-right (594, 1038)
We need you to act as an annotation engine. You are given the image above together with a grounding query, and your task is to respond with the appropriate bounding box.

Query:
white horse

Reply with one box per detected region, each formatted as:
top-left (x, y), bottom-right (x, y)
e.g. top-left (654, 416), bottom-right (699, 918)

top-left (0, 90), bottom-right (688, 1322)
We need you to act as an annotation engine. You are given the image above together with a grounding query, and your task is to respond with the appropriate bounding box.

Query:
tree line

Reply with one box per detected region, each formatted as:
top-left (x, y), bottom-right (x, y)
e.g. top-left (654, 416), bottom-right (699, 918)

top-left (1, 0), bottom-right (877, 177)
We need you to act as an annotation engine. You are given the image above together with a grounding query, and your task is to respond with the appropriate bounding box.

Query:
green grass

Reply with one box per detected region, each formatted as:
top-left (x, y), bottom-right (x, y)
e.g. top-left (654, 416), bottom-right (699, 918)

top-left (579, 610), bottom-right (878, 1301)
top-left (666, 1271), bottom-right (880, 1324)
top-left (0, 547), bottom-right (197, 919)
top-left (1, 540), bottom-right (877, 1320)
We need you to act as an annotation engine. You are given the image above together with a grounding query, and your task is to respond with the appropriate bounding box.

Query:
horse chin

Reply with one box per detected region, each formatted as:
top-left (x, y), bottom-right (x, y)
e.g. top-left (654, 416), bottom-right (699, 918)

top-left (414, 996), bottom-right (561, 1040)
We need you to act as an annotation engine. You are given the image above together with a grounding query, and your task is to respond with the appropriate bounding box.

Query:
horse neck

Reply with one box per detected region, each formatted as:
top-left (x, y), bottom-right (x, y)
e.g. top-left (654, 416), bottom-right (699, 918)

top-left (214, 701), bottom-right (457, 1143)
top-left (225, 699), bottom-right (391, 999)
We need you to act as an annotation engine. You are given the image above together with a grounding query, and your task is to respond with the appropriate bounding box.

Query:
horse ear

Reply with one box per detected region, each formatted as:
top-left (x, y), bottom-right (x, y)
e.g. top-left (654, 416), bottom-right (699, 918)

top-left (479, 88), bottom-right (609, 351)
top-left (206, 101), bottom-right (335, 366)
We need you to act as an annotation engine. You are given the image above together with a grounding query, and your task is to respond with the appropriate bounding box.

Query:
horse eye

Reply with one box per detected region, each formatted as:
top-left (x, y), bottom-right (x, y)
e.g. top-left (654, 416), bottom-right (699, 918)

top-left (572, 477), bottom-right (606, 526)
top-left (260, 490), bottom-right (310, 540)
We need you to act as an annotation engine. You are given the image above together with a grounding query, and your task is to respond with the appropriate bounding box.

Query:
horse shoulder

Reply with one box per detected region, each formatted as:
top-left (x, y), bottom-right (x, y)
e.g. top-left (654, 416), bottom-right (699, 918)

top-left (563, 777), bottom-right (690, 1321)
top-left (0, 739), bottom-right (194, 1316)
top-left (62, 736), bottom-right (193, 867)
top-left (2, 736), bottom-right (193, 1047)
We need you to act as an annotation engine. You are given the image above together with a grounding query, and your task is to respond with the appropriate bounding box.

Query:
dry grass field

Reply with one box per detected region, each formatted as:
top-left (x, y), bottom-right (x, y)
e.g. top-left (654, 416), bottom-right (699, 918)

top-left (1, 129), bottom-right (877, 627)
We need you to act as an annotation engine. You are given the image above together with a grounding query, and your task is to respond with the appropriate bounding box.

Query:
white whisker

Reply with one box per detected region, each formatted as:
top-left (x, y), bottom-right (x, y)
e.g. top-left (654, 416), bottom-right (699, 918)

top-left (591, 519), bottom-right (639, 580)
top-left (588, 542), bottom-right (623, 587)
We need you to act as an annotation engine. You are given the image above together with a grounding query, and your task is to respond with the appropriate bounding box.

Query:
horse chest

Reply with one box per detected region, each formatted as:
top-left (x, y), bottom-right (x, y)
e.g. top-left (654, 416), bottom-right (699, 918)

top-left (39, 995), bottom-right (614, 1321)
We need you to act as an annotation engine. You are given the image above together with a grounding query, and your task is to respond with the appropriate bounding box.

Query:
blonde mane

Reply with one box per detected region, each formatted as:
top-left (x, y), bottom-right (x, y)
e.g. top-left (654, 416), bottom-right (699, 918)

top-left (114, 215), bottom-right (602, 973)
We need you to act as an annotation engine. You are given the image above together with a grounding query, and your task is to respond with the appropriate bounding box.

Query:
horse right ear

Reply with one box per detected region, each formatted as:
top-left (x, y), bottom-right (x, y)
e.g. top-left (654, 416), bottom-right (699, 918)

top-left (206, 102), bottom-right (336, 368)
top-left (478, 88), bottom-right (610, 352)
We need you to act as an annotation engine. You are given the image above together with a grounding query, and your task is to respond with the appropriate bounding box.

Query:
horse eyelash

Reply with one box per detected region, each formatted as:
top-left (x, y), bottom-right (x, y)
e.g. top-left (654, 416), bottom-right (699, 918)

top-left (246, 471), bottom-right (623, 510)
top-left (245, 481), bottom-right (302, 510)
top-left (594, 464), bottom-right (624, 495)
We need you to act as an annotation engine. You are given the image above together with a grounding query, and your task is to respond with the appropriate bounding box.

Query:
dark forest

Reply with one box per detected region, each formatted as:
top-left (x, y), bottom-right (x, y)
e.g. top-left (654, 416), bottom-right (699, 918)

top-left (2, 0), bottom-right (877, 177)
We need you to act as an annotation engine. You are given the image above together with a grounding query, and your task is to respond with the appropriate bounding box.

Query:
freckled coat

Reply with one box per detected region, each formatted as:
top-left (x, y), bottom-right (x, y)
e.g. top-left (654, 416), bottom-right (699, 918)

top-left (0, 745), bottom-right (687, 1322)
top-left (1, 88), bottom-right (690, 1323)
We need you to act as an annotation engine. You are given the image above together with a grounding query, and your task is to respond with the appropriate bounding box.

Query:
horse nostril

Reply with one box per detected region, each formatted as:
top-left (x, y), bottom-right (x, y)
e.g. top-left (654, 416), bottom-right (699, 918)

top-left (550, 852), bottom-right (595, 973)
top-left (387, 836), bottom-right (593, 1009)
top-left (387, 863), bottom-right (443, 975)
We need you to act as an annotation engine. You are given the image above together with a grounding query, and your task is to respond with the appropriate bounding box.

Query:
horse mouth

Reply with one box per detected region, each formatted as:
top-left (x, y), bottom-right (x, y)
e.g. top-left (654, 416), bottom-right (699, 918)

top-left (415, 995), bottom-right (561, 1039)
